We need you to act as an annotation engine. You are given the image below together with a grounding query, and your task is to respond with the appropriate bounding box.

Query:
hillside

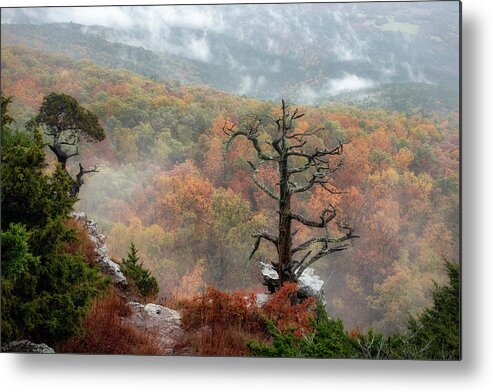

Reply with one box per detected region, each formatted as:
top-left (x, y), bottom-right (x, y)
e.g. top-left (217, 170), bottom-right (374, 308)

top-left (1, 23), bottom-right (201, 85)
top-left (2, 1), bottom-right (459, 109)
top-left (1, 44), bottom-right (459, 335)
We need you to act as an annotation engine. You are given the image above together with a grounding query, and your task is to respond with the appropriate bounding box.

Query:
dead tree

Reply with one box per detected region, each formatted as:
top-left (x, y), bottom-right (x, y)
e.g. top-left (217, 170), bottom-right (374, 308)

top-left (224, 100), bottom-right (358, 291)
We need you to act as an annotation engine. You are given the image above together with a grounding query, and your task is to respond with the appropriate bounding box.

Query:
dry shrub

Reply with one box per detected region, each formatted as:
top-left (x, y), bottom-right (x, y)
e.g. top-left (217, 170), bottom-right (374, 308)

top-left (262, 282), bottom-right (316, 337)
top-left (57, 289), bottom-right (161, 355)
top-left (63, 219), bottom-right (98, 266)
top-left (176, 283), bottom-right (316, 356)
top-left (181, 287), bottom-right (262, 332)
top-left (176, 325), bottom-right (258, 357)
top-left (177, 287), bottom-right (264, 356)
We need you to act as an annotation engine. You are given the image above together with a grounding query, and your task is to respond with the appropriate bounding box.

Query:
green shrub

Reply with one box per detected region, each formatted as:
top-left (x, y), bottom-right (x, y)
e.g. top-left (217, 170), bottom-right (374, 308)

top-left (405, 261), bottom-right (460, 359)
top-left (248, 305), bottom-right (363, 358)
top-left (248, 262), bottom-right (460, 360)
top-left (121, 242), bottom-right (159, 301)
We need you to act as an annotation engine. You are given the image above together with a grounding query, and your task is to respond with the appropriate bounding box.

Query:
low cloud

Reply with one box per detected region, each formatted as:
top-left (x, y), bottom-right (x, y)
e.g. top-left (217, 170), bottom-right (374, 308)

top-left (402, 62), bottom-right (431, 84)
top-left (2, 6), bottom-right (225, 32)
top-left (237, 75), bottom-right (266, 96)
top-left (186, 36), bottom-right (212, 62)
top-left (327, 74), bottom-right (375, 95)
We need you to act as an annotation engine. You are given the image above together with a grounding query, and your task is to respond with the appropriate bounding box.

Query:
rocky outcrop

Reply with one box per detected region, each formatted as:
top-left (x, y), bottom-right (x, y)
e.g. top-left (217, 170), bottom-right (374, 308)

top-left (259, 262), bottom-right (326, 305)
top-left (2, 340), bottom-right (55, 353)
top-left (71, 212), bottom-right (185, 355)
top-left (70, 212), bottom-right (127, 288)
top-left (125, 302), bottom-right (183, 355)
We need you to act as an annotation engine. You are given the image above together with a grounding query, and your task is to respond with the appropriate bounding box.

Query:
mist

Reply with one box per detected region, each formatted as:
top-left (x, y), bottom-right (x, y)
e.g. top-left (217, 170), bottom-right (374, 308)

top-left (2, 2), bottom-right (459, 104)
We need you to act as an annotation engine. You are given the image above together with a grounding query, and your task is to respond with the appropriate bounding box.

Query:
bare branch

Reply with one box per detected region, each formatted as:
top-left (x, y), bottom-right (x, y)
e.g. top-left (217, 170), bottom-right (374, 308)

top-left (296, 243), bottom-right (350, 278)
top-left (252, 173), bottom-right (280, 201)
top-left (319, 183), bottom-right (347, 195)
top-left (286, 126), bottom-right (323, 140)
top-left (223, 120), bottom-right (278, 161)
top-left (247, 160), bottom-right (280, 201)
top-left (249, 231), bottom-right (279, 260)
top-left (289, 207), bottom-right (337, 228)
top-left (66, 146), bottom-right (79, 159)
top-left (70, 163), bottom-right (99, 197)
top-left (287, 141), bottom-right (345, 159)
top-left (291, 231), bottom-right (358, 255)
top-left (287, 140), bottom-right (307, 150)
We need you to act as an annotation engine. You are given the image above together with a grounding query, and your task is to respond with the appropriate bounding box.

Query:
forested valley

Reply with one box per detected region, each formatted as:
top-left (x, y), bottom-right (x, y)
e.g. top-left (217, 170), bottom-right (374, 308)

top-left (1, 3), bottom-right (459, 359)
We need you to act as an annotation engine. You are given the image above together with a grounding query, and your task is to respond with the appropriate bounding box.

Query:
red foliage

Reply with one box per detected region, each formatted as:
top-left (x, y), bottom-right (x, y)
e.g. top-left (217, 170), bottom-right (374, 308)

top-left (263, 282), bottom-right (316, 337)
top-left (181, 287), bottom-right (262, 332)
top-left (177, 287), bottom-right (263, 356)
top-left (57, 289), bottom-right (161, 355)
top-left (177, 284), bottom-right (316, 355)
top-left (348, 326), bottom-right (362, 338)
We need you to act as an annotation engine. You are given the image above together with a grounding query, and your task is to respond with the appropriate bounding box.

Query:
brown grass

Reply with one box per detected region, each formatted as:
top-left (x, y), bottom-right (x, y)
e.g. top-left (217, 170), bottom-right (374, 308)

top-left (63, 219), bottom-right (99, 267)
top-left (57, 289), bottom-right (161, 355)
top-left (175, 284), bottom-right (315, 356)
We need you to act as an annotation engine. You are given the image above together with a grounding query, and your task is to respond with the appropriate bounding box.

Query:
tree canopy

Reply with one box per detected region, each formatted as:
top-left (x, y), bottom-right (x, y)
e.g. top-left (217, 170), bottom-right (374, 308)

top-left (33, 92), bottom-right (106, 197)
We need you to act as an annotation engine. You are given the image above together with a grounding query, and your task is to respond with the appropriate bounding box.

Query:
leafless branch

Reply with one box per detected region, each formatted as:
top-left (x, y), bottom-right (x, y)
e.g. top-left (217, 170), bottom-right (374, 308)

top-left (249, 231), bottom-right (279, 260)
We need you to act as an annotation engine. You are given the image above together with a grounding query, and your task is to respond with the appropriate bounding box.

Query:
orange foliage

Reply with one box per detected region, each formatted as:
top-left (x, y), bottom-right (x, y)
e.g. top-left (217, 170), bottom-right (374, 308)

top-left (150, 160), bottom-right (214, 228)
top-left (202, 137), bottom-right (225, 185)
top-left (171, 261), bottom-right (207, 300)
top-left (371, 127), bottom-right (392, 151)
top-left (394, 147), bottom-right (414, 171)
top-left (262, 282), bottom-right (316, 337)
top-left (328, 113), bottom-right (359, 129)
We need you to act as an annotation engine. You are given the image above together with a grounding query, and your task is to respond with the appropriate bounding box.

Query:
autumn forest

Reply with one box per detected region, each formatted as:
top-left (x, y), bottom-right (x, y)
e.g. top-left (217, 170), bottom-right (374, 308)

top-left (0, 3), bottom-right (460, 358)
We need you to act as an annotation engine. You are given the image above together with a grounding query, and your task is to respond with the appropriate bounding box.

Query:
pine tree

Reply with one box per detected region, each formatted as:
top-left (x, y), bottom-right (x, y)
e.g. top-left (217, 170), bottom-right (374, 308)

top-left (121, 243), bottom-right (159, 301)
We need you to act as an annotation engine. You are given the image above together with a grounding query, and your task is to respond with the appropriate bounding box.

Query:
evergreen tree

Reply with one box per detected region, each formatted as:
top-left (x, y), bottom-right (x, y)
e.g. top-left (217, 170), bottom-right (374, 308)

top-left (406, 261), bottom-right (460, 359)
top-left (248, 305), bottom-right (363, 358)
top-left (1, 95), bottom-right (105, 346)
top-left (121, 243), bottom-right (159, 301)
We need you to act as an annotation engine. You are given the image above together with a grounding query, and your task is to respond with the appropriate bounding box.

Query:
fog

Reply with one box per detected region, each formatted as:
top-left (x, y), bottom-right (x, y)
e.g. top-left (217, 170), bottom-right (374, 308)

top-left (2, 2), bottom-right (459, 103)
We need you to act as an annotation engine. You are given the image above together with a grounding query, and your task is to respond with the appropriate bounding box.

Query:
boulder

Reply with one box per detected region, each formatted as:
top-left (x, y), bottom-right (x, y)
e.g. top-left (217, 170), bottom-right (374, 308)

top-left (297, 267), bottom-right (326, 305)
top-left (2, 340), bottom-right (55, 354)
top-left (125, 302), bottom-right (183, 355)
top-left (259, 262), bottom-right (326, 305)
top-left (70, 212), bottom-right (127, 288)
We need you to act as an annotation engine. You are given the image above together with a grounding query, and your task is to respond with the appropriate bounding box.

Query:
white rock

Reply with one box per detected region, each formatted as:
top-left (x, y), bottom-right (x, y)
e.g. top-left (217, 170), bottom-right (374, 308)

top-left (256, 293), bottom-right (270, 307)
top-left (125, 302), bottom-right (183, 355)
top-left (71, 211), bottom-right (128, 288)
top-left (1, 340), bottom-right (55, 353)
top-left (297, 268), bottom-right (326, 304)
top-left (259, 261), bottom-right (279, 280)
top-left (99, 257), bottom-right (127, 287)
top-left (259, 262), bottom-right (326, 304)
